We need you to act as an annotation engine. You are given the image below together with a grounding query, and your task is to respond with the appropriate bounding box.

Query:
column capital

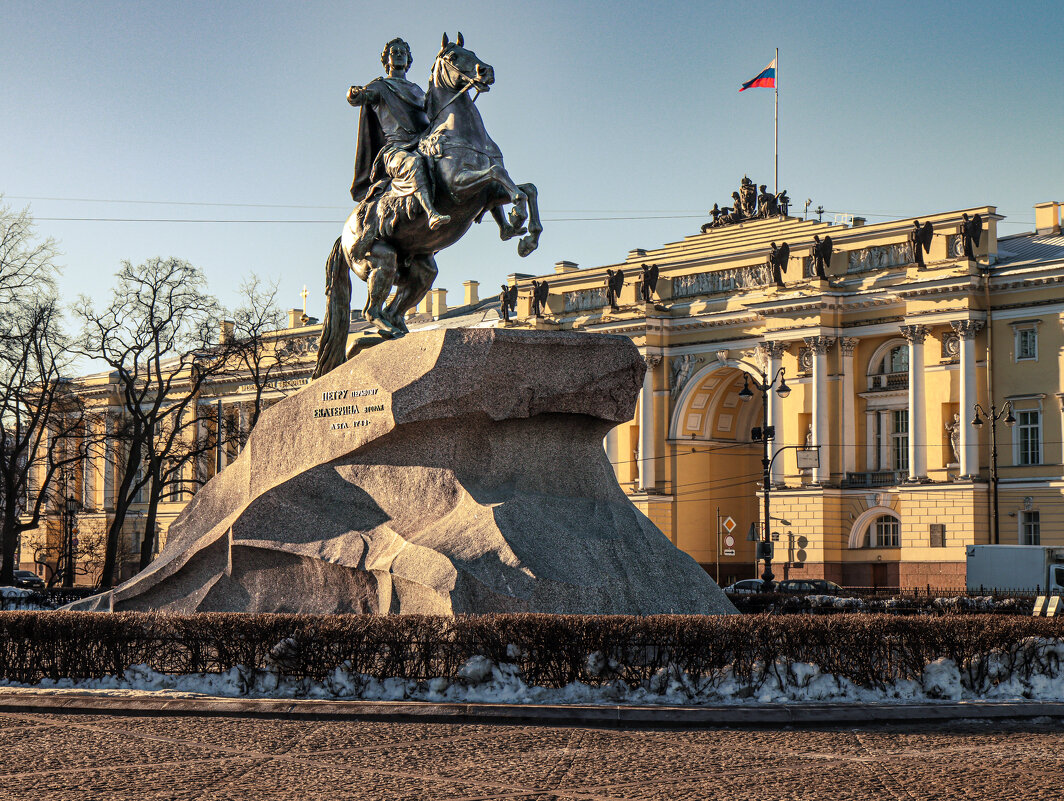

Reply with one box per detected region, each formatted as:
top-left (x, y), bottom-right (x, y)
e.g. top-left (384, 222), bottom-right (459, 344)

top-left (900, 324), bottom-right (929, 343)
top-left (644, 353), bottom-right (663, 369)
top-left (759, 340), bottom-right (788, 359)
top-left (839, 337), bottom-right (860, 356)
top-left (951, 319), bottom-right (985, 340)
top-left (804, 335), bottom-right (835, 354)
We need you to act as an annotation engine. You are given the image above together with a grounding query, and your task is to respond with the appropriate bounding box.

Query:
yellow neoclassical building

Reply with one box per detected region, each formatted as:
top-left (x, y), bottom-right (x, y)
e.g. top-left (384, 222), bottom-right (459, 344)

top-left (23, 196), bottom-right (1064, 591)
top-left (501, 195), bottom-right (1064, 590)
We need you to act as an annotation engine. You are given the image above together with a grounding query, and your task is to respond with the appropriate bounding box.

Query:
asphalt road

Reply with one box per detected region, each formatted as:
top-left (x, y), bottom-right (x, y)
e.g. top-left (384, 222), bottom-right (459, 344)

top-left (1, 711), bottom-right (1062, 800)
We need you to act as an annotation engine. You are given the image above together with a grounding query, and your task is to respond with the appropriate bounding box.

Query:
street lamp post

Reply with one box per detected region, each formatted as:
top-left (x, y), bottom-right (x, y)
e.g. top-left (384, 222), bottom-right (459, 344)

top-left (63, 495), bottom-right (78, 588)
top-left (972, 401), bottom-right (1016, 545)
top-left (739, 367), bottom-right (791, 591)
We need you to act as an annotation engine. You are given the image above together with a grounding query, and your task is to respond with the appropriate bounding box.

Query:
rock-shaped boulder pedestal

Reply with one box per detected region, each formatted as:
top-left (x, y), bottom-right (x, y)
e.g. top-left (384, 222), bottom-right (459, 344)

top-left (73, 329), bottom-right (736, 615)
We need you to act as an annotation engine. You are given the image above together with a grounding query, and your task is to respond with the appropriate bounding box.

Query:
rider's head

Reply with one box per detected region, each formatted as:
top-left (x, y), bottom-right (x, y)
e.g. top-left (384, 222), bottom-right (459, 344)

top-left (381, 38), bottom-right (412, 71)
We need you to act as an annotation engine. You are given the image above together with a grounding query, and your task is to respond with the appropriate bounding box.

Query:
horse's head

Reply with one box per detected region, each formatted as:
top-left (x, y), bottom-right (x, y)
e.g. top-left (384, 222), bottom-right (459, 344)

top-left (432, 32), bottom-right (494, 93)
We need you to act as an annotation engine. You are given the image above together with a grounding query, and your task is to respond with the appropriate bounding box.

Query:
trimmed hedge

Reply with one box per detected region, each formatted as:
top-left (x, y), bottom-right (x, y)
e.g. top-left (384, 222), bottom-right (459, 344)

top-left (0, 612), bottom-right (1062, 694)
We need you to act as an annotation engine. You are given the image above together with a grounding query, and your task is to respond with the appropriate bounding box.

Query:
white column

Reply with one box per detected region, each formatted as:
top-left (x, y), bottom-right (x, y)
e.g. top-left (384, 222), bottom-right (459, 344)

top-left (216, 399), bottom-right (227, 471)
top-left (604, 427), bottom-right (619, 478)
top-left (761, 341), bottom-right (787, 485)
top-left (902, 324), bottom-right (928, 481)
top-left (953, 320), bottom-right (983, 478)
top-left (806, 336), bottom-right (835, 484)
top-left (840, 337), bottom-right (859, 475)
top-left (638, 354), bottom-right (662, 491)
top-left (102, 415), bottom-right (115, 511)
top-left (878, 410), bottom-right (891, 470)
top-left (238, 402), bottom-right (249, 455)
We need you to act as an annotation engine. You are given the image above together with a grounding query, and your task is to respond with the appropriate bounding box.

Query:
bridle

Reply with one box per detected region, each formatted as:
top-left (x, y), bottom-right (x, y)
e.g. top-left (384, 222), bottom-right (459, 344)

top-left (427, 48), bottom-right (485, 127)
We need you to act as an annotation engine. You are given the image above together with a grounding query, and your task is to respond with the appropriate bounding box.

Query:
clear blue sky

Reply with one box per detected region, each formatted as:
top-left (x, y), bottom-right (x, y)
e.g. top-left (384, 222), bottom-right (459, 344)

top-left (3, 0), bottom-right (1062, 318)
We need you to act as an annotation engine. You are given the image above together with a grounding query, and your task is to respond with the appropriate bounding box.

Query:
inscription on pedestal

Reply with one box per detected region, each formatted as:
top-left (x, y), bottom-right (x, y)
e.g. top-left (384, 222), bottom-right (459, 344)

top-left (312, 387), bottom-right (385, 431)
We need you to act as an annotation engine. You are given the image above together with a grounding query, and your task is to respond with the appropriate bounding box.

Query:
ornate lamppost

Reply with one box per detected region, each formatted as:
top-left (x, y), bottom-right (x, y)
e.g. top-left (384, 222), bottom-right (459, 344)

top-left (972, 401), bottom-right (1015, 545)
top-left (738, 366), bottom-right (791, 591)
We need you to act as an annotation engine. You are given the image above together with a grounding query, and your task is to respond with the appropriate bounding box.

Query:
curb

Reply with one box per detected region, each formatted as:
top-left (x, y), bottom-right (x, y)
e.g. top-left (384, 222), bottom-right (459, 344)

top-left (0, 692), bottom-right (1062, 727)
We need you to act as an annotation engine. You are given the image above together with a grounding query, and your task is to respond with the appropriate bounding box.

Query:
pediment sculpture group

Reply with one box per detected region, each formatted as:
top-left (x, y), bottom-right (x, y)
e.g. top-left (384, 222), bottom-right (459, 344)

top-left (702, 176), bottom-right (790, 232)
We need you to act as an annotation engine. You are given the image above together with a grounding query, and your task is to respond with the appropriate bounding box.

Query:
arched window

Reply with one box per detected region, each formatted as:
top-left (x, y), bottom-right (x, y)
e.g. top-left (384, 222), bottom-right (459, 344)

top-left (868, 514), bottom-right (900, 547)
top-left (883, 346), bottom-right (908, 374)
top-left (867, 344), bottom-right (908, 391)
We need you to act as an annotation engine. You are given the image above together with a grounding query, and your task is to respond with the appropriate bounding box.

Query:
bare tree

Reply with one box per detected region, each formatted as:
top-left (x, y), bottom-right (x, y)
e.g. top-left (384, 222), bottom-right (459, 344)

top-left (74, 257), bottom-right (243, 588)
top-left (0, 300), bottom-right (94, 587)
top-left (0, 201), bottom-right (93, 588)
top-left (230, 274), bottom-right (302, 433)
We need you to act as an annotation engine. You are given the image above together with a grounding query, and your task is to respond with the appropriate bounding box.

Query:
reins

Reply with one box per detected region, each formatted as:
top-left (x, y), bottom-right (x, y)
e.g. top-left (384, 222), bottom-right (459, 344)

top-left (426, 54), bottom-right (482, 127)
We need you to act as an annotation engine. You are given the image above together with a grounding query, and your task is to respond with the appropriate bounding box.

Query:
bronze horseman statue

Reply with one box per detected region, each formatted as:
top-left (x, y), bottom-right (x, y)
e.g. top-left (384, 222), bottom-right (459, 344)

top-left (314, 33), bottom-right (543, 378)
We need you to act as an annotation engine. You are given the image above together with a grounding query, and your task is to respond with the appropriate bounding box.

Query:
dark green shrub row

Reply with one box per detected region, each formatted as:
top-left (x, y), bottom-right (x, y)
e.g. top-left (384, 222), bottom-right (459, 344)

top-left (0, 612), bottom-right (1060, 692)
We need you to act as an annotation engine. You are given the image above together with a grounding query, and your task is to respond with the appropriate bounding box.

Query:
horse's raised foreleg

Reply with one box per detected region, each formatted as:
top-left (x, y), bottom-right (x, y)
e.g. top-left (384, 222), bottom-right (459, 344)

top-left (489, 206), bottom-right (527, 241)
top-left (516, 182), bottom-right (541, 257)
top-left (363, 242), bottom-right (405, 339)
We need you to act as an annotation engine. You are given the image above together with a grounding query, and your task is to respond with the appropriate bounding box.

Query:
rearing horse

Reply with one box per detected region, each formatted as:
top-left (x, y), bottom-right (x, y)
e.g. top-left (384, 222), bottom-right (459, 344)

top-left (314, 33), bottom-right (542, 378)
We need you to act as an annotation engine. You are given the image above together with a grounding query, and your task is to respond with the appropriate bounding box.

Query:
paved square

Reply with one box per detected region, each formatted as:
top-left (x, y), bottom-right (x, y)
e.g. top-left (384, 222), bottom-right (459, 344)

top-left (1, 712), bottom-right (1061, 800)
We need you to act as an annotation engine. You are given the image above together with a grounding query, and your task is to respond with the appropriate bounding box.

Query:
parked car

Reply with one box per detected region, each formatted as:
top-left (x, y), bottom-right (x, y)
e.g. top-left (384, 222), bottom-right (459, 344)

top-left (12, 570), bottom-right (45, 590)
top-left (777, 579), bottom-right (845, 595)
top-left (723, 579), bottom-right (777, 594)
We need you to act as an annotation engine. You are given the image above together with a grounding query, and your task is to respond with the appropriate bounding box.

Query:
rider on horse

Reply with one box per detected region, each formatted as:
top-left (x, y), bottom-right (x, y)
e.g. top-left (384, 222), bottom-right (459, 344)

top-left (347, 37), bottom-right (451, 232)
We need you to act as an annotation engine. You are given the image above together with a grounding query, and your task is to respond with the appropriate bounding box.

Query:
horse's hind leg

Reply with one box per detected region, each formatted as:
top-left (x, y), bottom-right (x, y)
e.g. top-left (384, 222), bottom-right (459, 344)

top-left (516, 182), bottom-right (541, 257)
top-left (363, 242), bottom-right (404, 339)
top-left (385, 253), bottom-right (438, 328)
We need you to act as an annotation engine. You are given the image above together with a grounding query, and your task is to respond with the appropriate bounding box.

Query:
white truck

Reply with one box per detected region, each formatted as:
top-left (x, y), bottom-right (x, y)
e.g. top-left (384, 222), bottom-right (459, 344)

top-left (965, 545), bottom-right (1064, 594)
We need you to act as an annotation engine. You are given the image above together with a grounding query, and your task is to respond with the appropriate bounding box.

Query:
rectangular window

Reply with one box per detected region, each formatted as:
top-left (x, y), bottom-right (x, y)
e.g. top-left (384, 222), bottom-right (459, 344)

top-left (1020, 510), bottom-right (1041, 545)
top-left (1017, 410), bottom-right (1042, 465)
top-left (1016, 328), bottom-right (1038, 360)
top-left (892, 410), bottom-right (909, 472)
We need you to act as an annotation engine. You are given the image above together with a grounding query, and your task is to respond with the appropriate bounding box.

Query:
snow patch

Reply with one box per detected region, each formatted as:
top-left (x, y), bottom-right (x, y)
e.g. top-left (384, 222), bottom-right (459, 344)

top-left (3, 638), bottom-right (1064, 706)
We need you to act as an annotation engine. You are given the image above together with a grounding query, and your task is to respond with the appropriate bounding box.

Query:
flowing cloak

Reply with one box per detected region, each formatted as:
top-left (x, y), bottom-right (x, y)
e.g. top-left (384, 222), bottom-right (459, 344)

top-left (350, 76), bottom-right (430, 202)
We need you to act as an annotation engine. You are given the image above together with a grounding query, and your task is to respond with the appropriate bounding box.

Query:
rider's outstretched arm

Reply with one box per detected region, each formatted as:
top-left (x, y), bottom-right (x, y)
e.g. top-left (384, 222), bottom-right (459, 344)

top-left (347, 85), bottom-right (380, 107)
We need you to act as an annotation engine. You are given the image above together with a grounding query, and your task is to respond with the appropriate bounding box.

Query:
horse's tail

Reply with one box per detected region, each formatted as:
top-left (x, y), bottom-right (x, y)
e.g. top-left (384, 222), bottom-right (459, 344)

top-left (312, 236), bottom-right (351, 379)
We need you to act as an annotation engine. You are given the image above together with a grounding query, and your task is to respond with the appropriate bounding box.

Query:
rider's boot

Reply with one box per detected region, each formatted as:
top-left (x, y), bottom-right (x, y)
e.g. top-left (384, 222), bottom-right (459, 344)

top-left (415, 187), bottom-right (450, 230)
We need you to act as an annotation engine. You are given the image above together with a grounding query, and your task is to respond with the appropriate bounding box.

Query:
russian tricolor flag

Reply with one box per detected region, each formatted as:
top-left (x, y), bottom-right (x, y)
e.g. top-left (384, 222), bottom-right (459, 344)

top-left (740, 58), bottom-right (776, 92)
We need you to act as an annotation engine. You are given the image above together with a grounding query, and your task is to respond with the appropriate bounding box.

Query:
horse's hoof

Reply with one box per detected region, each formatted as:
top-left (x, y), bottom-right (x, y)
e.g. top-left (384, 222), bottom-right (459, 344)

top-left (518, 236), bottom-right (538, 258)
top-left (500, 225), bottom-right (527, 242)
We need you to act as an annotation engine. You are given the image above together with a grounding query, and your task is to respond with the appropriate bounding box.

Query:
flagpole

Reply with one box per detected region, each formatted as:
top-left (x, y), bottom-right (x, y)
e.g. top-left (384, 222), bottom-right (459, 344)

top-left (774, 47), bottom-right (779, 195)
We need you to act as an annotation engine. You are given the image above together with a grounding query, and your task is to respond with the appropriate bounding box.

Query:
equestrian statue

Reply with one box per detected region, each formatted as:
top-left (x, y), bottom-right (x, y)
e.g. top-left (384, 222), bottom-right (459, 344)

top-left (314, 33), bottom-right (542, 378)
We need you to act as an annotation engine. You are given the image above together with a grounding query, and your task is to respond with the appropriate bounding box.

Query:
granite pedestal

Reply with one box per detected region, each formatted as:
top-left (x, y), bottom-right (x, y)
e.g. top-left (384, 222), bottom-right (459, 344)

top-left (71, 329), bottom-right (735, 615)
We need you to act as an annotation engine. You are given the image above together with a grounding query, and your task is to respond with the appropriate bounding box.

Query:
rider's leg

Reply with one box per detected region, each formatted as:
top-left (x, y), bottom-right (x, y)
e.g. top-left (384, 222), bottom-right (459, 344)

top-left (412, 163), bottom-right (451, 231)
top-left (386, 149), bottom-right (450, 231)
